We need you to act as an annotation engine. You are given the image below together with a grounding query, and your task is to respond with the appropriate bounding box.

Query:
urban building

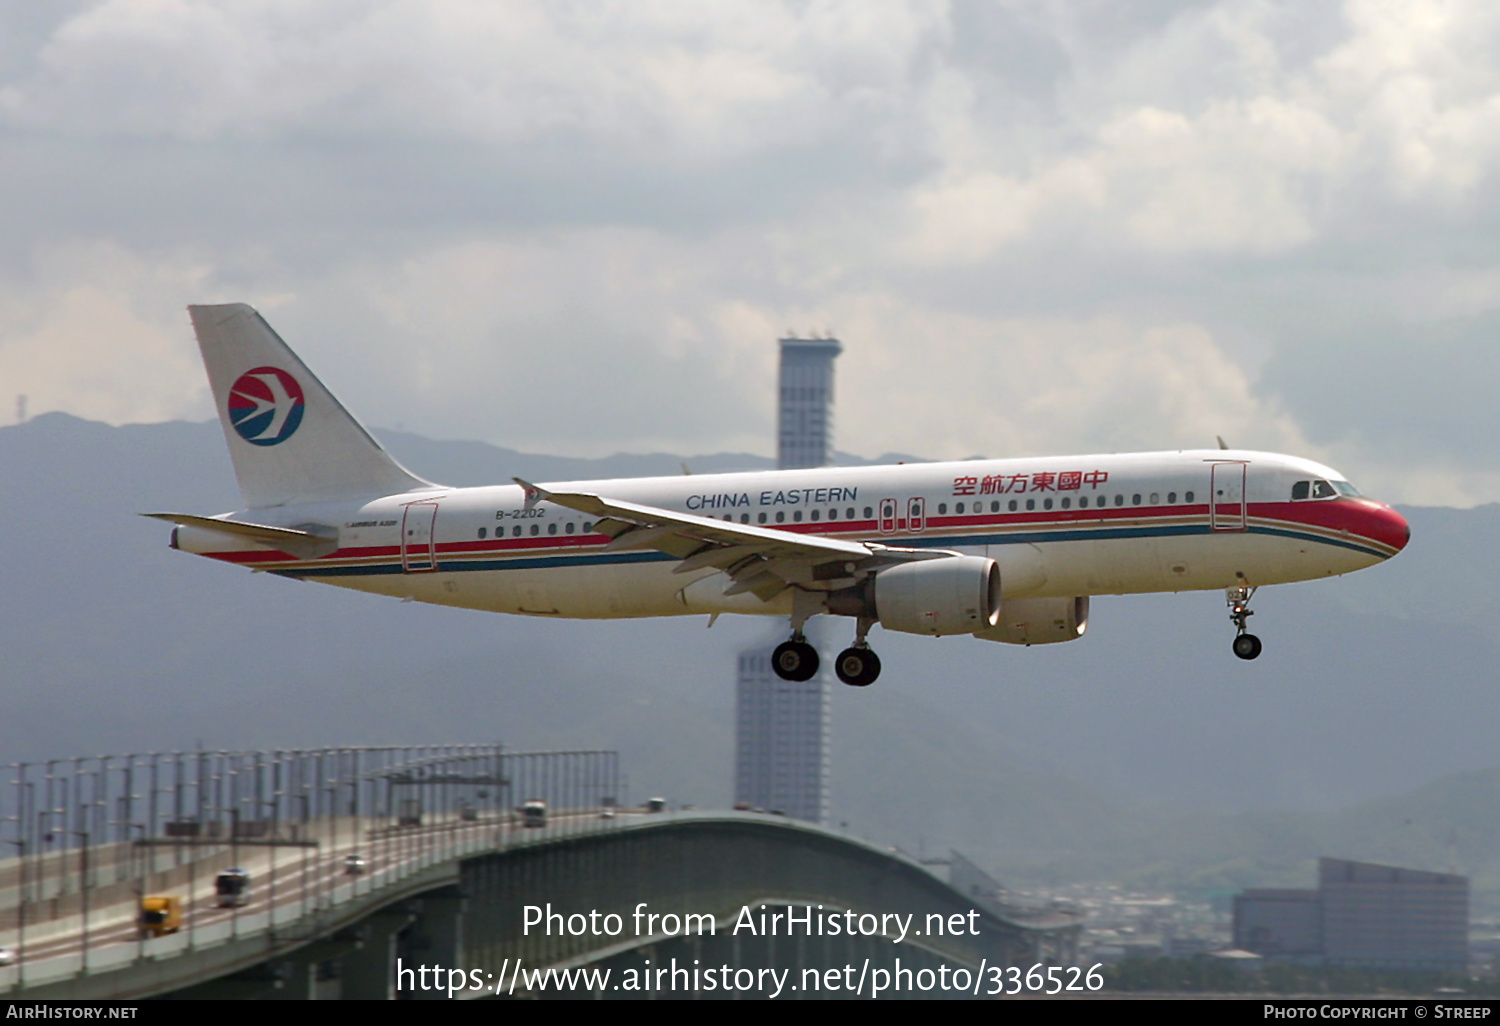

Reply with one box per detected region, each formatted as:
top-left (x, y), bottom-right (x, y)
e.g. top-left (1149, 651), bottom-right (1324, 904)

top-left (1234, 858), bottom-right (1469, 972)
top-left (732, 336), bottom-right (841, 823)
top-left (776, 337), bottom-right (842, 470)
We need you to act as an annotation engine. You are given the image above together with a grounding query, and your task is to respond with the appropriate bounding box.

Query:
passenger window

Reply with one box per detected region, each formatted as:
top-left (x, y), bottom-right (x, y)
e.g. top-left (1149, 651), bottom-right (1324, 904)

top-left (862, 507), bottom-right (872, 519)
top-left (1078, 496), bottom-right (1088, 508)
top-left (1026, 499), bottom-right (1035, 511)
top-left (758, 513), bottom-right (767, 524)
top-left (828, 508), bottom-right (838, 520)
top-left (1008, 500), bottom-right (1017, 512)
top-left (810, 509), bottom-right (820, 521)
top-left (1132, 494), bottom-right (1141, 506)
top-left (792, 510), bottom-right (802, 522)
top-left (1060, 497), bottom-right (1070, 509)
top-left (583, 521), bottom-right (593, 532)
top-left (566, 523), bottom-right (575, 534)
top-left (775, 511), bottom-right (785, 523)
top-left (991, 501), bottom-right (1000, 513)
top-left (1168, 492), bottom-right (1176, 503)
top-left (1292, 481), bottom-right (1310, 500)
top-left (1114, 495), bottom-right (1124, 507)
top-left (512, 526), bottom-right (522, 537)
top-left (1185, 491), bottom-right (1194, 503)
top-left (478, 527), bottom-right (487, 539)
top-left (1044, 498), bottom-right (1053, 510)
top-left (741, 514), bottom-right (750, 524)
top-left (548, 523), bottom-right (557, 535)
top-left (530, 524), bottom-right (539, 536)
top-left (938, 503), bottom-right (948, 515)
top-left (1149, 493), bottom-right (1159, 504)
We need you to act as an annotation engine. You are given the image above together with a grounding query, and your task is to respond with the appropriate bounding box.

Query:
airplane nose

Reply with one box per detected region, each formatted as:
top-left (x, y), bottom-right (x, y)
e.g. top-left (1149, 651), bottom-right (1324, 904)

top-left (1363, 502), bottom-right (1410, 554)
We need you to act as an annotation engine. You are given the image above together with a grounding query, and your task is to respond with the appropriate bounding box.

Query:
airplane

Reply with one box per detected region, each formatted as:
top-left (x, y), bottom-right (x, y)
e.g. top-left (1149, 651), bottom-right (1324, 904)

top-left (149, 303), bottom-right (1410, 687)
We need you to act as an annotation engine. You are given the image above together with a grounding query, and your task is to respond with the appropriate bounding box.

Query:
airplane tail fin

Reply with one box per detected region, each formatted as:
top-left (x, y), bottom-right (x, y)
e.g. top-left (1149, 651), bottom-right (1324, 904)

top-left (189, 303), bottom-right (436, 508)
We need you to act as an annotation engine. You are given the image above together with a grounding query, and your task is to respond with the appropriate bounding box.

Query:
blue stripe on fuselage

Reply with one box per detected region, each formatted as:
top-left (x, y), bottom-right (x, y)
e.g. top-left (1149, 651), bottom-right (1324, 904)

top-left (272, 520), bottom-right (1389, 580)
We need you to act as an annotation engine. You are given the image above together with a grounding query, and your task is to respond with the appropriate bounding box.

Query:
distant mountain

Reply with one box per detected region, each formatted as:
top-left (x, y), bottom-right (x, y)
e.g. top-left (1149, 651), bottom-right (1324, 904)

top-left (375, 427), bottom-right (925, 488)
top-left (4, 414), bottom-right (1499, 909)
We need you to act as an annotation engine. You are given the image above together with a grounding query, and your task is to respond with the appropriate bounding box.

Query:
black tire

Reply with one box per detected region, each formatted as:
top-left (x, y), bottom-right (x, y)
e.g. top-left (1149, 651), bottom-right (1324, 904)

top-left (1232, 633), bottom-right (1263, 660)
top-left (834, 647), bottom-right (882, 687)
top-left (772, 640), bottom-right (820, 681)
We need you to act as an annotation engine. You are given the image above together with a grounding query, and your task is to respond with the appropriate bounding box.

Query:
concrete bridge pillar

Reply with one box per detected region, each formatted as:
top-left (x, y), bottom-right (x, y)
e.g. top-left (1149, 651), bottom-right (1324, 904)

top-left (340, 909), bottom-right (418, 1000)
top-left (394, 887), bottom-right (466, 1001)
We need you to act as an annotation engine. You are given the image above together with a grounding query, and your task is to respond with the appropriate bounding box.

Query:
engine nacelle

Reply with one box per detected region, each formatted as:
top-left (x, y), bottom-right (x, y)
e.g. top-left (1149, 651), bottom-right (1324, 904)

top-left (870, 556), bottom-right (1002, 637)
top-left (974, 596), bottom-right (1089, 646)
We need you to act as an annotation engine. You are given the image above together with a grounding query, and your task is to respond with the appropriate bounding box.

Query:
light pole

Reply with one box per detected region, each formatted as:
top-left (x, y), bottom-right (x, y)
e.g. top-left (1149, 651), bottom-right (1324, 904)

top-left (129, 824), bottom-right (145, 963)
top-left (2, 826), bottom-right (24, 993)
top-left (264, 791), bottom-right (280, 937)
top-left (6, 776), bottom-right (35, 993)
top-left (68, 829), bottom-right (89, 974)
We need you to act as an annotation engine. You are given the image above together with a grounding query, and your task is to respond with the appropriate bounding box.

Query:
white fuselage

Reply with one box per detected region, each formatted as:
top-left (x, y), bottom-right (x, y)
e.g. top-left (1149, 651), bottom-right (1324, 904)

top-left (175, 449), bottom-right (1409, 623)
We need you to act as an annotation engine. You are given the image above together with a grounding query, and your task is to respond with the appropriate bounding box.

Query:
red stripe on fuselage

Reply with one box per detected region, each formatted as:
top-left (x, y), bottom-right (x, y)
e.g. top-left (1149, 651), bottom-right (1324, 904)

top-left (199, 497), bottom-right (1408, 570)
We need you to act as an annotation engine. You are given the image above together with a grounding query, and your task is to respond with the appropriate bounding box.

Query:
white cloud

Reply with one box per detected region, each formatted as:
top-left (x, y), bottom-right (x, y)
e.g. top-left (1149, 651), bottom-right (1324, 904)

top-left (0, 241), bottom-right (213, 424)
top-left (0, 0), bottom-right (949, 161)
top-left (811, 299), bottom-right (1315, 461)
top-left (2, 1), bottom-right (1500, 507)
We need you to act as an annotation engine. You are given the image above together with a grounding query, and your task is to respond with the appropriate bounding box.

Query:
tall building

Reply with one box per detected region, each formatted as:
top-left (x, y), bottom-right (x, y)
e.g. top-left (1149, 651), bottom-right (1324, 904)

top-left (733, 336), bottom-right (841, 822)
top-left (1233, 858), bottom-right (1469, 971)
top-left (776, 337), bottom-right (842, 470)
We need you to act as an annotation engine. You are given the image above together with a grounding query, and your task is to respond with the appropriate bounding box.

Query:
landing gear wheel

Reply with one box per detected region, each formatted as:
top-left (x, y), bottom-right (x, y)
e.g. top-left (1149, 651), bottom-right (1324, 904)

top-left (1232, 633), bottom-right (1263, 660)
top-left (772, 639), bottom-right (820, 682)
top-left (1225, 582), bottom-right (1262, 662)
top-left (834, 647), bottom-right (882, 687)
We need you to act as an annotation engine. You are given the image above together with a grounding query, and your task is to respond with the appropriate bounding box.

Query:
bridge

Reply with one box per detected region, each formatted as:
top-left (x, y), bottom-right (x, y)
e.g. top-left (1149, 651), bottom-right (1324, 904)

top-left (0, 746), bottom-right (1081, 1000)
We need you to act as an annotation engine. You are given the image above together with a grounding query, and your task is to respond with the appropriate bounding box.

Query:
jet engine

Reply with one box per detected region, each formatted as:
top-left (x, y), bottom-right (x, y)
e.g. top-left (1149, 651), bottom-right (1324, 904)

top-left (862, 555), bottom-right (1002, 636)
top-left (973, 596), bottom-right (1089, 645)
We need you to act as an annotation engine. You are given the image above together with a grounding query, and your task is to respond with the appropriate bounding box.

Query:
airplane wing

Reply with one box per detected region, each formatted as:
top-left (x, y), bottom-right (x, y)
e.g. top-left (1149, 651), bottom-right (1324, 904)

top-left (516, 478), bottom-right (948, 601)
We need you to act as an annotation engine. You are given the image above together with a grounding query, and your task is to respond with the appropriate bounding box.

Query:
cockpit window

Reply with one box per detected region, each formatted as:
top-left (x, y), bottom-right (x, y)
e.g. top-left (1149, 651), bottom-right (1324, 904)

top-left (1293, 479), bottom-right (1351, 500)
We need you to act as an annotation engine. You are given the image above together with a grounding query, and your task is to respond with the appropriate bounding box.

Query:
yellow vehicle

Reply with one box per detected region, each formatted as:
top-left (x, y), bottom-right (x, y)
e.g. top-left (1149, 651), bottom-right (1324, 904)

top-left (139, 895), bottom-right (182, 938)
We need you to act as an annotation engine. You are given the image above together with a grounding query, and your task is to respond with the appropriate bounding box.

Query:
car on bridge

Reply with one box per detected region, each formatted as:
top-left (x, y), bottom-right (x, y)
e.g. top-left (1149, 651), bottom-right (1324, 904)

top-left (138, 896), bottom-right (182, 938)
top-left (215, 869), bottom-right (251, 908)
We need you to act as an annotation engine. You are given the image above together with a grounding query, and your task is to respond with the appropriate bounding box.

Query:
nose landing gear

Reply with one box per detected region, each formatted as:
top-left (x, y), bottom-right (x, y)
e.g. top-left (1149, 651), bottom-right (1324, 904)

top-left (1227, 582), bottom-right (1262, 660)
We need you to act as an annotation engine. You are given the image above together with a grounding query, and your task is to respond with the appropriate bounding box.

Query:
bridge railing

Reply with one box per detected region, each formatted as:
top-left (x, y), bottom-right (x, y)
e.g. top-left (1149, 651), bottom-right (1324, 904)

top-left (0, 745), bottom-right (621, 991)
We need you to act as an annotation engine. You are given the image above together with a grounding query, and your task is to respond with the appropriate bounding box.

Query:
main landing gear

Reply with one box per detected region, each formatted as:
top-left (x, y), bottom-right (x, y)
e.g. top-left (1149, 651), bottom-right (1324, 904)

top-left (772, 635), bottom-right (819, 682)
top-left (771, 618), bottom-right (885, 686)
top-left (834, 616), bottom-right (881, 687)
top-left (1227, 582), bottom-right (1263, 660)
top-left (833, 645), bottom-right (881, 687)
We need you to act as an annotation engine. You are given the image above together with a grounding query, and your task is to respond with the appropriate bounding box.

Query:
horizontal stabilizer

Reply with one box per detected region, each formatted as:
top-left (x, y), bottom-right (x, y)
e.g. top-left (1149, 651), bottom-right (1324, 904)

top-left (143, 512), bottom-right (339, 560)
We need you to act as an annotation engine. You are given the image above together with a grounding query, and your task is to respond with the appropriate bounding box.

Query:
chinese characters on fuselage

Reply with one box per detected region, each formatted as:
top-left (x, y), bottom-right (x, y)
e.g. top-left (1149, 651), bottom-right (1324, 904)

top-left (953, 471), bottom-right (1109, 496)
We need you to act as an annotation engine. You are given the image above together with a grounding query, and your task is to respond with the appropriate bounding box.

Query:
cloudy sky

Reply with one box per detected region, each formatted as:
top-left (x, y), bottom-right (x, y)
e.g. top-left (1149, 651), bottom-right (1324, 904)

top-left (3, 0), bottom-right (1499, 504)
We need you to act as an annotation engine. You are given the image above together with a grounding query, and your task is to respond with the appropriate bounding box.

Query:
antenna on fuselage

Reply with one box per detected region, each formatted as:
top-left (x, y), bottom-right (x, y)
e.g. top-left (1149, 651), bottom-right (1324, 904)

top-left (1216, 435), bottom-right (1230, 450)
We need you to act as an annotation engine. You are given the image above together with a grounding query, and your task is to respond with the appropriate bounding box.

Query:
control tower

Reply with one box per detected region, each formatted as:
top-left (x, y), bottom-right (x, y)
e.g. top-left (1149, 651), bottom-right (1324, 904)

top-left (733, 336), bottom-right (841, 822)
top-left (776, 337), bottom-right (842, 470)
